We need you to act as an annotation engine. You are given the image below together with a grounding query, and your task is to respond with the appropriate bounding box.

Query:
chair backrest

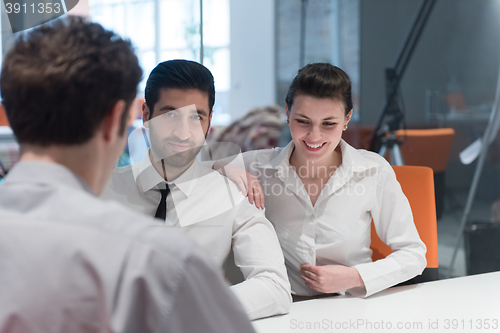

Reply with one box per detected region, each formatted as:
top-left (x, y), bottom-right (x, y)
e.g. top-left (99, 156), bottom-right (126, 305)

top-left (370, 165), bottom-right (439, 283)
top-left (343, 124), bottom-right (374, 150)
top-left (395, 128), bottom-right (455, 172)
top-left (0, 104), bottom-right (9, 127)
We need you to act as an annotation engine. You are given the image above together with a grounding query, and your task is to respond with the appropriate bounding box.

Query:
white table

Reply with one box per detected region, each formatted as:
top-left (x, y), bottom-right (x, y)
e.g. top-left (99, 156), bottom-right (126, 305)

top-left (252, 272), bottom-right (500, 333)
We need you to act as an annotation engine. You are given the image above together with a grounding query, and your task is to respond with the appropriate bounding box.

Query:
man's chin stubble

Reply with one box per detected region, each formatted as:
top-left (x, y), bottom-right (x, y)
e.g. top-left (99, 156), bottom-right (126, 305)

top-left (162, 146), bottom-right (201, 169)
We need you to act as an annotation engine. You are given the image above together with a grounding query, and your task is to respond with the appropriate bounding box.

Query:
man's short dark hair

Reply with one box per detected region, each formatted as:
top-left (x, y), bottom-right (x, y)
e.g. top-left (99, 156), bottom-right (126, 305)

top-left (0, 17), bottom-right (143, 146)
top-left (145, 59), bottom-right (215, 119)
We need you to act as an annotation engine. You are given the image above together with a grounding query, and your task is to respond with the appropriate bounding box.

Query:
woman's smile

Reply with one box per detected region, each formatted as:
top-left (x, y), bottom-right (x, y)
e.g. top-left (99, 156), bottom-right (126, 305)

top-left (303, 141), bottom-right (327, 151)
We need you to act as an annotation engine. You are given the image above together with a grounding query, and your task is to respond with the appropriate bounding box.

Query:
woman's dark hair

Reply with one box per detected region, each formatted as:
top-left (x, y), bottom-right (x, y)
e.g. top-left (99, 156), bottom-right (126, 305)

top-left (285, 63), bottom-right (353, 116)
top-left (145, 59), bottom-right (215, 119)
top-left (1, 17), bottom-right (142, 146)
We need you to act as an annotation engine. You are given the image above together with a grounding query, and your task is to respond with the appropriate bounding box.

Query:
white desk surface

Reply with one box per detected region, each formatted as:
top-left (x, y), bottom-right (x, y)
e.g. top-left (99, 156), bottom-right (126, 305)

top-left (252, 272), bottom-right (500, 333)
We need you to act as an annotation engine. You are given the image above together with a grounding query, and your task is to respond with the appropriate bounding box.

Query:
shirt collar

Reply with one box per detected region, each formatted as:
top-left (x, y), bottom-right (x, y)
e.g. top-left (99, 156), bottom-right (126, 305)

top-left (3, 161), bottom-right (93, 194)
top-left (133, 150), bottom-right (200, 197)
top-left (259, 140), bottom-right (295, 170)
top-left (338, 139), bottom-right (379, 174)
top-left (257, 139), bottom-right (377, 175)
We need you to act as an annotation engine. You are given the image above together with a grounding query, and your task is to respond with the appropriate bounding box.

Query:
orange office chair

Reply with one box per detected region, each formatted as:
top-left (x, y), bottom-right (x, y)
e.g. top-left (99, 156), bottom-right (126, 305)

top-left (343, 124), bottom-right (374, 150)
top-left (395, 128), bottom-right (454, 173)
top-left (394, 128), bottom-right (455, 219)
top-left (370, 165), bottom-right (439, 284)
top-left (0, 104), bottom-right (9, 127)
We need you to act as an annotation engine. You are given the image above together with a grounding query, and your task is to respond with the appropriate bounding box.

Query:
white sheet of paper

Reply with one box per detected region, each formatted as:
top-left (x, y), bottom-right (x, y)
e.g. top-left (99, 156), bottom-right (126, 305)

top-left (460, 138), bottom-right (482, 165)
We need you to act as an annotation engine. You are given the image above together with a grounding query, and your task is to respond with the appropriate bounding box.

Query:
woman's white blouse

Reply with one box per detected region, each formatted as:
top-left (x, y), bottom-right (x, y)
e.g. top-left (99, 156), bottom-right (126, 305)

top-left (228, 139), bottom-right (427, 297)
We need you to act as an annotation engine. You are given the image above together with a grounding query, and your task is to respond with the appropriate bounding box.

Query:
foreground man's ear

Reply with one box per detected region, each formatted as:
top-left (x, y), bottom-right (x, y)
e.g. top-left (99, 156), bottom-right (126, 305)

top-left (102, 100), bottom-right (126, 143)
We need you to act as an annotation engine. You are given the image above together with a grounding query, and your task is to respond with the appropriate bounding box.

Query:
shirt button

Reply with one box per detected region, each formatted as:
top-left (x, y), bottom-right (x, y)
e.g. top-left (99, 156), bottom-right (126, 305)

top-left (309, 248), bottom-right (314, 256)
top-left (310, 216), bottom-right (315, 222)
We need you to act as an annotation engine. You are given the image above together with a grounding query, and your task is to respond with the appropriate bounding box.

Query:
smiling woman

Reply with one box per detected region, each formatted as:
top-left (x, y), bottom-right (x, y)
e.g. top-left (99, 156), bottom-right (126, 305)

top-left (285, 64), bottom-right (353, 205)
top-left (287, 97), bottom-right (349, 206)
top-left (288, 96), bottom-right (350, 178)
top-left (212, 62), bottom-right (427, 299)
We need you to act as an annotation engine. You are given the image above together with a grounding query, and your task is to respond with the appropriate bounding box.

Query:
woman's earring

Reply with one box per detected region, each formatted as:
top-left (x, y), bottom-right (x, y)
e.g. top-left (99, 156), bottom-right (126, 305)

top-left (344, 124), bottom-right (348, 130)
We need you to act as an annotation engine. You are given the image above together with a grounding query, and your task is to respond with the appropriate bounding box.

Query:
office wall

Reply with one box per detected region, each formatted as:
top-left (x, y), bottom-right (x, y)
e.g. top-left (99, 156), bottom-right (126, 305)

top-left (359, 0), bottom-right (500, 125)
top-left (229, 0), bottom-right (275, 121)
top-left (275, 0), bottom-right (360, 116)
top-left (359, 0), bottom-right (500, 196)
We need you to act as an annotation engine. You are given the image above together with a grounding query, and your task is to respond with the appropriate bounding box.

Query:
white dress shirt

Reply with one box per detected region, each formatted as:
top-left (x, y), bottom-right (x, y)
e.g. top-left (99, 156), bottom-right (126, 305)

top-left (101, 152), bottom-right (292, 320)
top-left (220, 139), bottom-right (427, 298)
top-left (0, 161), bottom-right (256, 333)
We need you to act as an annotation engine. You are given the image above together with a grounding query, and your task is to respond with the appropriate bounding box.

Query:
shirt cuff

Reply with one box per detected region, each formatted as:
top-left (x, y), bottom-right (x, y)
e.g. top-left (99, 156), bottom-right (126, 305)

top-left (351, 258), bottom-right (402, 298)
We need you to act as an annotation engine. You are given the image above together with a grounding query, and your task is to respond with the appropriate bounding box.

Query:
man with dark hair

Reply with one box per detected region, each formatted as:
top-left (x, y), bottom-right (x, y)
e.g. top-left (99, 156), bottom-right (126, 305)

top-left (102, 60), bottom-right (292, 320)
top-left (0, 18), bottom-right (256, 333)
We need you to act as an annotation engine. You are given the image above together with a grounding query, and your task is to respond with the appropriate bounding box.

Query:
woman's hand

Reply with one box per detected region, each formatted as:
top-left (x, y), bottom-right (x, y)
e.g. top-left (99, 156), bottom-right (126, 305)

top-left (300, 264), bottom-right (364, 293)
top-left (213, 161), bottom-right (265, 209)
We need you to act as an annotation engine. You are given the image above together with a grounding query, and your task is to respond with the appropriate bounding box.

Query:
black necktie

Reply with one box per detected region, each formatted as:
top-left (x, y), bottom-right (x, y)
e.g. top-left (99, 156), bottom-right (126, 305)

top-left (154, 184), bottom-right (170, 221)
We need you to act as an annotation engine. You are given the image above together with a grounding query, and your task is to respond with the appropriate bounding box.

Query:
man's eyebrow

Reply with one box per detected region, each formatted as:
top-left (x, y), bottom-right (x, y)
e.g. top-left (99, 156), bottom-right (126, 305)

top-left (196, 109), bottom-right (208, 117)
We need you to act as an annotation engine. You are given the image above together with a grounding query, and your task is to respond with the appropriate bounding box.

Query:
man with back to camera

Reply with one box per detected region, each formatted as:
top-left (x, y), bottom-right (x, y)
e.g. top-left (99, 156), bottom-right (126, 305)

top-left (0, 17), bottom-right (256, 333)
top-left (101, 59), bottom-right (292, 320)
